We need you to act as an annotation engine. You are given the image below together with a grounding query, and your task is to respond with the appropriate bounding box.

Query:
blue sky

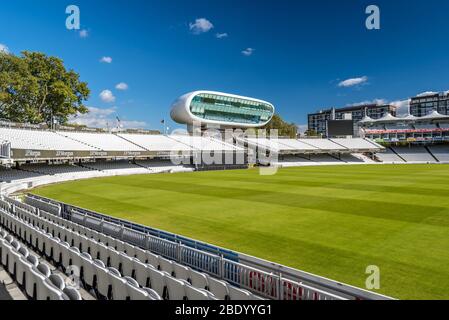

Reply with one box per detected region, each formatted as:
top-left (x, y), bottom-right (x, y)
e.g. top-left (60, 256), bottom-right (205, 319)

top-left (1, 0), bottom-right (449, 131)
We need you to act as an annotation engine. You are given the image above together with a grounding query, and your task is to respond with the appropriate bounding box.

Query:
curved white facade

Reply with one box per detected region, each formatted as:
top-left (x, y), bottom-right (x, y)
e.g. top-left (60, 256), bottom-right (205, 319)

top-left (170, 91), bottom-right (275, 128)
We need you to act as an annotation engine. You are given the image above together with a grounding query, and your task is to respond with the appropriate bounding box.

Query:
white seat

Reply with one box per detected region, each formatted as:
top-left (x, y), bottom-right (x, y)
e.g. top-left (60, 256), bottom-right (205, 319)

top-left (98, 242), bottom-right (110, 266)
top-left (173, 263), bottom-right (190, 282)
top-left (185, 285), bottom-right (210, 300)
top-left (42, 279), bottom-right (65, 300)
top-left (135, 247), bottom-right (147, 263)
top-left (133, 258), bottom-right (151, 288)
top-left (228, 285), bottom-right (253, 300)
top-left (44, 233), bottom-right (53, 259)
top-left (28, 263), bottom-right (51, 300)
top-left (80, 234), bottom-right (91, 254)
top-left (146, 252), bottom-right (159, 269)
top-left (125, 276), bottom-right (150, 300)
top-left (148, 267), bottom-right (166, 298)
top-left (93, 259), bottom-right (110, 299)
top-left (60, 242), bottom-right (72, 270)
top-left (165, 276), bottom-right (186, 300)
top-left (159, 257), bottom-right (174, 276)
top-left (207, 276), bottom-right (229, 300)
top-left (49, 236), bottom-right (60, 263)
top-left (143, 287), bottom-right (162, 300)
top-left (79, 252), bottom-right (94, 287)
top-left (16, 254), bottom-right (38, 286)
top-left (124, 242), bottom-right (136, 257)
top-left (190, 269), bottom-right (208, 290)
top-left (115, 239), bottom-right (126, 253)
top-left (63, 286), bottom-right (82, 300)
top-left (108, 267), bottom-right (127, 300)
top-left (119, 252), bottom-right (134, 277)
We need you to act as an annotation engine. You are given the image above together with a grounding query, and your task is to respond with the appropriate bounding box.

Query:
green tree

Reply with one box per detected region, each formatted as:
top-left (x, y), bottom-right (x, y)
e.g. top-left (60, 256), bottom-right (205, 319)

top-left (0, 51), bottom-right (90, 125)
top-left (263, 114), bottom-right (297, 138)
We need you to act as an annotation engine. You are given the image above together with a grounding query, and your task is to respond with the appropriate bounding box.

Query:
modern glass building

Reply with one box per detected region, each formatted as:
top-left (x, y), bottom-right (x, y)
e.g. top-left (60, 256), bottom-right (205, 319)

top-left (410, 91), bottom-right (449, 117)
top-left (170, 91), bottom-right (275, 129)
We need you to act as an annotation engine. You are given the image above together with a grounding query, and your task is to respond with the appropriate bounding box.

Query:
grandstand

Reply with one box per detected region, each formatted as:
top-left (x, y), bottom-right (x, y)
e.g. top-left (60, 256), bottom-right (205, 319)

top-left (1, 122), bottom-right (449, 300)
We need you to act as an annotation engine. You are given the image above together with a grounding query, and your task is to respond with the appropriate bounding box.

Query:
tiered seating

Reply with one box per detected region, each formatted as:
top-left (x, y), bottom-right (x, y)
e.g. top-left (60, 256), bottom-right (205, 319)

top-left (427, 145), bottom-right (449, 162)
top-left (83, 160), bottom-right (149, 175)
top-left (391, 146), bottom-right (435, 163)
top-left (309, 154), bottom-right (343, 163)
top-left (0, 128), bottom-right (95, 151)
top-left (275, 139), bottom-right (318, 151)
top-left (2, 197), bottom-right (262, 300)
top-left (0, 224), bottom-right (82, 300)
top-left (169, 135), bottom-right (242, 151)
top-left (118, 134), bottom-right (194, 152)
top-left (0, 167), bottom-right (41, 182)
top-left (244, 138), bottom-right (301, 153)
top-left (57, 131), bottom-right (144, 151)
top-left (299, 139), bottom-right (348, 151)
top-left (20, 164), bottom-right (93, 176)
top-left (375, 148), bottom-right (405, 163)
top-left (330, 138), bottom-right (383, 151)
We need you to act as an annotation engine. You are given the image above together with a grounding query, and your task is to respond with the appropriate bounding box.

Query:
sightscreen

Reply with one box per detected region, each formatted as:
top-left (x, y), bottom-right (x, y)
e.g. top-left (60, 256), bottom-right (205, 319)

top-left (327, 120), bottom-right (354, 136)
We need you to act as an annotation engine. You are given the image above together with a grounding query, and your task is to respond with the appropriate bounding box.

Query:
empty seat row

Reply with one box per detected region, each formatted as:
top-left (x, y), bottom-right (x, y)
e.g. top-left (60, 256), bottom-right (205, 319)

top-left (0, 227), bottom-right (81, 300)
top-left (4, 198), bottom-right (262, 300)
top-left (23, 196), bottom-right (61, 217)
top-left (0, 210), bottom-right (161, 300)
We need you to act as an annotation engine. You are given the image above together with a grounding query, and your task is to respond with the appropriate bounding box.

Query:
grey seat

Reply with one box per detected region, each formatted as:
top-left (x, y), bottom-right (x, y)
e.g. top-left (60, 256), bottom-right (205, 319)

top-left (28, 263), bottom-right (51, 299)
top-left (133, 258), bottom-right (151, 288)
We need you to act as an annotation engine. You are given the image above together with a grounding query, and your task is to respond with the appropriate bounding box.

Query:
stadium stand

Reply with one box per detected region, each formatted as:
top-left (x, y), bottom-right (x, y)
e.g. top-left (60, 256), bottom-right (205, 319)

top-left (56, 131), bottom-right (145, 151)
top-left (374, 148), bottom-right (405, 163)
top-left (428, 145), bottom-right (449, 162)
top-left (390, 146), bottom-right (436, 163)
top-left (0, 127), bottom-right (95, 151)
top-left (0, 196), bottom-right (274, 300)
top-left (117, 134), bottom-right (197, 152)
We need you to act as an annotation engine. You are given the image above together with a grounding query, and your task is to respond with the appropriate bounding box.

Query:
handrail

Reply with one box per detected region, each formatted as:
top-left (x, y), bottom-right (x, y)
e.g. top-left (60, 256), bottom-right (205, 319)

top-left (23, 193), bottom-right (394, 300)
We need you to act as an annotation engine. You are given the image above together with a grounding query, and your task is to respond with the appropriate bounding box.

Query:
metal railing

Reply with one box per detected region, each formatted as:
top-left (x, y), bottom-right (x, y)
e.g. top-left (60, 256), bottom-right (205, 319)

top-left (22, 193), bottom-right (393, 300)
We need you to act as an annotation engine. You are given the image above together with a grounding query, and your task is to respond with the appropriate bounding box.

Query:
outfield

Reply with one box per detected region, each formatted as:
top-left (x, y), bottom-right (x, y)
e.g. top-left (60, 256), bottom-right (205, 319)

top-left (31, 164), bottom-right (449, 299)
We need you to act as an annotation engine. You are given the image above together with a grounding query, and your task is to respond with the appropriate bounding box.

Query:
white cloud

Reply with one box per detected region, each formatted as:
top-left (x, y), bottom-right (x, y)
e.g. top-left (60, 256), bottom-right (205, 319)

top-left (79, 29), bottom-right (89, 38)
top-left (216, 33), bottom-right (228, 39)
top-left (416, 91), bottom-right (438, 97)
top-left (189, 18), bottom-right (214, 34)
top-left (69, 106), bottom-right (147, 129)
top-left (99, 90), bottom-right (116, 103)
top-left (347, 99), bottom-right (387, 107)
top-left (242, 48), bottom-right (255, 56)
top-left (391, 99), bottom-right (411, 116)
top-left (0, 44), bottom-right (9, 54)
top-left (115, 82), bottom-right (128, 91)
top-left (100, 56), bottom-right (112, 63)
top-left (338, 76), bottom-right (368, 88)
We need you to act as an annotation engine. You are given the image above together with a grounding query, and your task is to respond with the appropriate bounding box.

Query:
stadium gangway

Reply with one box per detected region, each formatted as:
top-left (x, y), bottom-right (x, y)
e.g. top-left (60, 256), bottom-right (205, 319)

top-left (22, 194), bottom-right (394, 300)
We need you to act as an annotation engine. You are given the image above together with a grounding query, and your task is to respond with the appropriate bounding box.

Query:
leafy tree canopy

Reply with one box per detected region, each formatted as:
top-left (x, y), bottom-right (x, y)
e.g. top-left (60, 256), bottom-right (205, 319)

top-left (263, 114), bottom-right (297, 138)
top-left (0, 51), bottom-right (90, 125)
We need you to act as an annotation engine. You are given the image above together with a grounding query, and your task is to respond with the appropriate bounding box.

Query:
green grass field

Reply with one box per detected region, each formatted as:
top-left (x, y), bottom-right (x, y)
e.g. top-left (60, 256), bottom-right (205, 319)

top-left (31, 164), bottom-right (449, 299)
